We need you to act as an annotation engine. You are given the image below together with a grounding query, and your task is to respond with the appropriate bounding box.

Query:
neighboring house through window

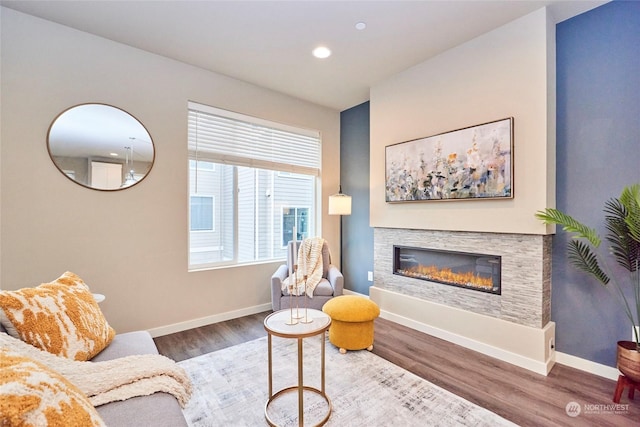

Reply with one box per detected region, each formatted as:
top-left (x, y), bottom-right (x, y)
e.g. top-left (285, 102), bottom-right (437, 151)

top-left (190, 195), bottom-right (214, 231)
top-left (187, 102), bottom-right (320, 270)
top-left (282, 207), bottom-right (309, 246)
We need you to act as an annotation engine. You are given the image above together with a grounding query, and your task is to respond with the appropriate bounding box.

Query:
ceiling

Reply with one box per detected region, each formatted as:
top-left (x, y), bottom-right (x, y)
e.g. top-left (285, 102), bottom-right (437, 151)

top-left (1, 0), bottom-right (606, 111)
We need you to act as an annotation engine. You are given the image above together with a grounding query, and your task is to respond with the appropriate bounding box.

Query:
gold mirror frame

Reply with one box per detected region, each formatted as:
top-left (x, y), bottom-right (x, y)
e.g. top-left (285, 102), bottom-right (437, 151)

top-left (47, 103), bottom-right (155, 191)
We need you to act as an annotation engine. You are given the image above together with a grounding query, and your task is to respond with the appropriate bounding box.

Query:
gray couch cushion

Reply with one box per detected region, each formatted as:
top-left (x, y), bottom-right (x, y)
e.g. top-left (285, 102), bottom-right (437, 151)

top-left (91, 330), bottom-right (158, 361)
top-left (92, 331), bottom-right (188, 427)
top-left (96, 393), bottom-right (188, 427)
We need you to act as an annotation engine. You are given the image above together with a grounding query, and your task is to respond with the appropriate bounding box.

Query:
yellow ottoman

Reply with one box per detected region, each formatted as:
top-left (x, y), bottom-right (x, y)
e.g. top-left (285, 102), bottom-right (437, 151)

top-left (322, 295), bottom-right (380, 354)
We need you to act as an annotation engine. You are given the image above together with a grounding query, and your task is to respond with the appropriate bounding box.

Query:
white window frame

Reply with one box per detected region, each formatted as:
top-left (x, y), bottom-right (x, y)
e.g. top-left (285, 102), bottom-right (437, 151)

top-left (187, 102), bottom-right (321, 271)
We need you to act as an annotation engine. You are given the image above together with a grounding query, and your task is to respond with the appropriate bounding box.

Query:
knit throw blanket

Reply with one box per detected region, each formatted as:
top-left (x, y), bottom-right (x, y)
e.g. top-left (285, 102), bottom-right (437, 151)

top-left (282, 237), bottom-right (326, 298)
top-left (0, 332), bottom-right (192, 408)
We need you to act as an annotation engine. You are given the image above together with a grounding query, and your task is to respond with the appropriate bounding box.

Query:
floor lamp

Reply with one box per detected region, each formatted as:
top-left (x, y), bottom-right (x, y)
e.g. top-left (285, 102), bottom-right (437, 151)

top-left (328, 185), bottom-right (352, 270)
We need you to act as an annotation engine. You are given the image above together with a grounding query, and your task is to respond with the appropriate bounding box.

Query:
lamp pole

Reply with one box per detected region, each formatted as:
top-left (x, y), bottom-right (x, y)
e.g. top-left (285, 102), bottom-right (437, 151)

top-left (328, 185), bottom-right (352, 270)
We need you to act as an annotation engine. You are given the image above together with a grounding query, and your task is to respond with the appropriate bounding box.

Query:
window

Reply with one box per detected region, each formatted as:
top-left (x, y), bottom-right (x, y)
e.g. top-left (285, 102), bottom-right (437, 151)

top-left (188, 102), bottom-right (320, 270)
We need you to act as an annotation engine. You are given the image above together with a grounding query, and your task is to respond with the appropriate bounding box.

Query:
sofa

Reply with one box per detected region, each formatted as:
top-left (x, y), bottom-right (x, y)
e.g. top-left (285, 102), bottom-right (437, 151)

top-left (90, 330), bottom-right (188, 426)
top-left (0, 272), bottom-right (189, 426)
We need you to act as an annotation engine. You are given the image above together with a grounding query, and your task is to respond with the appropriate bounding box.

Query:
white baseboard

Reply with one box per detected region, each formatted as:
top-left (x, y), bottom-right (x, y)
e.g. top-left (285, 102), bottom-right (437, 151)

top-left (551, 325), bottom-right (634, 381)
top-left (146, 295), bottom-right (620, 382)
top-left (343, 289), bottom-right (368, 297)
top-left (555, 351), bottom-right (620, 381)
top-left (147, 303), bottom-right (272, 338)
top-left (384, 307), bottom-right (620, 380)
top-left (379, 309), bottom-right (554, 376)
top-left (370, 286), bottom-right (555, 375)
top-left (147, 292), bottom-right (366, 338)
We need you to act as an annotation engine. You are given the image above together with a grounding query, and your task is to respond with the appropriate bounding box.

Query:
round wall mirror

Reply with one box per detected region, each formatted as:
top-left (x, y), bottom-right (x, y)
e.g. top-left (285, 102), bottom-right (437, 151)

top-left (47, 103), bottom-right (155, 190)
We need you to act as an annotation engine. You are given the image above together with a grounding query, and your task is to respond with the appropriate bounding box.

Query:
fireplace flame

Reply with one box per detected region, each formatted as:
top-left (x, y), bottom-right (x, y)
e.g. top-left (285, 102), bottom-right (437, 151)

top-left (398, 264), bottom-right (494, 290)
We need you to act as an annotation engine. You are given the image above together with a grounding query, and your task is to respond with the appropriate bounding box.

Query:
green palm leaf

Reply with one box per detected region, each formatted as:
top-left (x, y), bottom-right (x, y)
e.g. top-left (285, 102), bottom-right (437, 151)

top-left (604, 197), bottom-right (640, 272)
top-left (620, 184), bottom-right (640, 243)
top-left (567, 240), bottom-right (610, 285)
top-left (535, 208), bottom-right (601, 247)
top-left (536, 184), bottom-right (640, 348)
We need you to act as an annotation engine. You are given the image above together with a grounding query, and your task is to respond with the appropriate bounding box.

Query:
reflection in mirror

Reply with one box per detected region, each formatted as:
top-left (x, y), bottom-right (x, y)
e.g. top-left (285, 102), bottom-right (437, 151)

top-left (47, 104), bottom-right (155, 190)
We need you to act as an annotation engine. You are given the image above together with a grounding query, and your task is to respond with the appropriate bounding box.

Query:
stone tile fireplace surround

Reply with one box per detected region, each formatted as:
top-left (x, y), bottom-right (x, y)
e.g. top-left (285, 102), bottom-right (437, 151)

top-left (371, 227), bottom-right (555, 375)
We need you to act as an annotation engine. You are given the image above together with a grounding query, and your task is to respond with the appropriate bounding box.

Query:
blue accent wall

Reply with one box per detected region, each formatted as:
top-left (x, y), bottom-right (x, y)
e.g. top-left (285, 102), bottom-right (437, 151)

top-left (556, 0), bottom-right (640, 366)
top-left (340, 102), bottom-right (373, 295)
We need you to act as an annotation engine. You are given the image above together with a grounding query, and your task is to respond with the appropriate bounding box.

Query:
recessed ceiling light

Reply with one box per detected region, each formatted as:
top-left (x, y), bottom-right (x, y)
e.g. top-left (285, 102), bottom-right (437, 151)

top-left (110, 152), bottom-right (118, 157)
top-left (355, 22), bottom-right (366, 30)
top-left (312, 46), bottom-right (331, 59)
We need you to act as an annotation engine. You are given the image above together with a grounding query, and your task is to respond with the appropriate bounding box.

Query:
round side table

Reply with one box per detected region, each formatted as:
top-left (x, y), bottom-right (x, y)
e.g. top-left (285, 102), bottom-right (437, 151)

top-left (263, 308), bottom-right (332, 427)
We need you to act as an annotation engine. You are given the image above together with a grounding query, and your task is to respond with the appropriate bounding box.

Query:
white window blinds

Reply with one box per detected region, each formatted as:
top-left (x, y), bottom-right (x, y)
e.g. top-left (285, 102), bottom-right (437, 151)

top-left (188, 102), bottom-right (321, 176)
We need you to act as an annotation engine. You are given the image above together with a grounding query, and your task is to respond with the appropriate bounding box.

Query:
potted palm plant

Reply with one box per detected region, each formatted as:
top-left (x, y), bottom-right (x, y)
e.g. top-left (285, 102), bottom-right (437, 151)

top-left (535, 184), bottom-right (640, 382)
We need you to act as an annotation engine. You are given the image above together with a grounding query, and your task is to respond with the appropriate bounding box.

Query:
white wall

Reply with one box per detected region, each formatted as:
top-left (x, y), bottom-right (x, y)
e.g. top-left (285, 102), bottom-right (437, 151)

top-left (370, 8), bottom-right (555, 235)
top-left (0, 8), bottom-right (340, 333)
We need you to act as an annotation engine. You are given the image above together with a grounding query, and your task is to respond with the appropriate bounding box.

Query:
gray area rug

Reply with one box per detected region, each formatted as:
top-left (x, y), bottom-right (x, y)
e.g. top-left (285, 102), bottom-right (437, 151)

top-left (178, 335), bottom-right (517, 426)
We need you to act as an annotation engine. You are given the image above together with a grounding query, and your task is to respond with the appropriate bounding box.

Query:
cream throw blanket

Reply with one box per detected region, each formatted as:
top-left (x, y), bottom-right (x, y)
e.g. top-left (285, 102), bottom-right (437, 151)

top-left (282, 237), bottom-right (327, 298)
top-left (0, 332), bottom-right (192, 407)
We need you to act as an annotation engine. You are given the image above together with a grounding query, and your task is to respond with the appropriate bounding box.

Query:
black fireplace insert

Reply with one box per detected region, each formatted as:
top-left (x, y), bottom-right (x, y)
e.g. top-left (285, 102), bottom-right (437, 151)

top-left (393, 245), bottom-right (501, 295)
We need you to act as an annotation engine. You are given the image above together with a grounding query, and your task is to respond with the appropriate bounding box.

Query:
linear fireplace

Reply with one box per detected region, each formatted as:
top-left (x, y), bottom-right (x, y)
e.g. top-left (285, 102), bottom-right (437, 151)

top-left (393, 245), bottom-right (501, 295)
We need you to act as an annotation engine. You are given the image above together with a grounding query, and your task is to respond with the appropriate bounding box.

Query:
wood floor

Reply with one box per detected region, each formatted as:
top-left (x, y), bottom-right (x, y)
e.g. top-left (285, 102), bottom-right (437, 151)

top-left (154, 311), bottom-right (639, 426)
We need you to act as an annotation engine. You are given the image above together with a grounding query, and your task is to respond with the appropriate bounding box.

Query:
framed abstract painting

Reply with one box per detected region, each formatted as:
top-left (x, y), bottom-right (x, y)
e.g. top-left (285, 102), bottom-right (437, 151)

top-left (385, 117), bottom-right (513, 202)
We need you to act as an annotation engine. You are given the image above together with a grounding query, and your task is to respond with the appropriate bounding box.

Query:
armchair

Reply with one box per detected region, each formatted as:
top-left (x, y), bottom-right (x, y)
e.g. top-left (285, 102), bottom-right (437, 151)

top-left (271, 239), bottom-right (343, 311)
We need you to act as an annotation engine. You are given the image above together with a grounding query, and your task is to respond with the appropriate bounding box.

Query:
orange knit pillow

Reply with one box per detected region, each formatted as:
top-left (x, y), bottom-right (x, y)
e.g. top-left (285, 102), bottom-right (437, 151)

top-left (0, 349), bottom-right (106, 426)
top-left (0, 272), bottom-right (115, 361)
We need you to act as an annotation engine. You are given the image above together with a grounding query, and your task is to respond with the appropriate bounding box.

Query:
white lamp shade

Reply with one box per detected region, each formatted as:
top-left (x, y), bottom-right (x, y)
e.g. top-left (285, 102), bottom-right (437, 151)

top-left (328, 193), bottom-right (352, 215)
